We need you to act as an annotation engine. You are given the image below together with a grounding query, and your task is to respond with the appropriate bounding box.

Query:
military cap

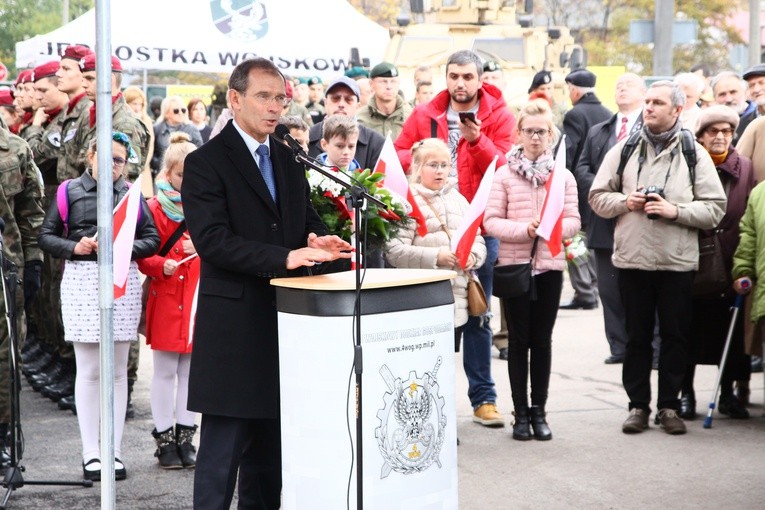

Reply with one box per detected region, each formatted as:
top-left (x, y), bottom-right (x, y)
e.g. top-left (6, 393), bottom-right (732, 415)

top-left (370, 62), bottom-right (398, 79)
top-left (344, 66), bottom-right (369, 79)
top-left (0, 89), bottom-right (14, 107)
top-left (14, 70), bottom-right (33, 87)
top-left (79, 54), bottom-right (123, 73)
top-left (61, 44), bottom-right (94, 62)
top-left (325, 76), bottom-right (360, 99)
top-left (743, 63), bottom-right (765, 81)
top-left (483, 60), bottom-right (501, 73)
top-left (32, 61), bottom-right (60, 82)
top-left (528, 70), bottom-right (552, 93)
top-left (565, 69), bottom-right (596, 88)
top-left (306, 76), bottom-right (323, 87)
top-left (285, 79), bottom-right (294, 99)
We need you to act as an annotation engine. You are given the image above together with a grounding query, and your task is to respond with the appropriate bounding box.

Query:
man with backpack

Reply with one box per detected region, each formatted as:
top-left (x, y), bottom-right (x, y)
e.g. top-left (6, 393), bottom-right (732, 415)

top-left (588, 81), bottom-right (727, 436)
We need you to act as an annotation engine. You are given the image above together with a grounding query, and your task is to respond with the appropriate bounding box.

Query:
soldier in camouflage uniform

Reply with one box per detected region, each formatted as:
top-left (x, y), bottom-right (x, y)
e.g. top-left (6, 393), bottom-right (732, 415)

top-left (76, 53), bottom-right (150, 417)
top-left (304, 76), bottom-right (326, 125)
top-left (0, 125), bottom-right (45, 470)
top-left (70, 54), bottom-right (149, 182)
top-left (12, 71), bottom-right (35, 141)
top-left (56, 45), bottom-right (94, 185)
top-left (22, 61), bottom-right (77, 404)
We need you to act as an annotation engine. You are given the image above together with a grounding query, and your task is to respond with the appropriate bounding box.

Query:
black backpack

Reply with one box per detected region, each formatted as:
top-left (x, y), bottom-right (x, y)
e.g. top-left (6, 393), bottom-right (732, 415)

top-left (615, 128), bottom-right (697, 191)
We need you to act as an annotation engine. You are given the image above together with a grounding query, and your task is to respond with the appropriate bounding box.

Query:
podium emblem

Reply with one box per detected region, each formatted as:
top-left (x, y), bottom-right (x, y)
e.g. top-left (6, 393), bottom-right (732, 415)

top-left (375, 358), bottom-right (446, 478)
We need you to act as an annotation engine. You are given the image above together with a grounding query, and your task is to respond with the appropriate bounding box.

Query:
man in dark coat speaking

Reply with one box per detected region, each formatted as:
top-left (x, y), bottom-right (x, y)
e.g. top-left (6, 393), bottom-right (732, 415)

top-left (182, 58), bottom-right (352, 509)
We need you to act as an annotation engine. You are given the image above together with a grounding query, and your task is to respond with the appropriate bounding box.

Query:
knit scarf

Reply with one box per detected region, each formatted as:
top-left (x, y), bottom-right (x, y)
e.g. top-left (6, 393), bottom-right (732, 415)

top-left (642, 120), bottom-right (681, 154)
top-left (506, 145), bottom-right (554, 186)
top-left (156, 179), bottom-right (184, 222)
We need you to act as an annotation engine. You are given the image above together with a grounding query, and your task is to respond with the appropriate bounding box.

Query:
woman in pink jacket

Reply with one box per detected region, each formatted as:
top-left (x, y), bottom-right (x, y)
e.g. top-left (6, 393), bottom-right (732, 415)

top-left (484, 100), bottom-right (580, 441)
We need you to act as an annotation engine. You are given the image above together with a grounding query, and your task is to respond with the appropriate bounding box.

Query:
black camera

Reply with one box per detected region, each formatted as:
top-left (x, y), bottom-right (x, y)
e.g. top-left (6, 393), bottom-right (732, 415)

top-left (643, 186), bottom-right (665, 220)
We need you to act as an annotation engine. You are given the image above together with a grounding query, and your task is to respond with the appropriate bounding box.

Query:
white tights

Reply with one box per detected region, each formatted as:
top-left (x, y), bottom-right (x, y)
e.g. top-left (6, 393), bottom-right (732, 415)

top-left (150, 350), bottom-right (195, 432)
top-left (73, 342), bottom-right (131, 463)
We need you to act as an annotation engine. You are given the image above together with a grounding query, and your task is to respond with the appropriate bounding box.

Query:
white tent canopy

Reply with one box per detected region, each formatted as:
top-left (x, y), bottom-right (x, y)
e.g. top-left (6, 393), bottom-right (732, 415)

top-left (16, 0), bottom-right (389, 79)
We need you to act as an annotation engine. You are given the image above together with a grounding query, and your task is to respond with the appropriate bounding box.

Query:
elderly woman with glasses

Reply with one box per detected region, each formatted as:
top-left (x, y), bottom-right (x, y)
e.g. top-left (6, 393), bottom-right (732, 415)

top-left (678, 105), bottom-right (755, 420)
top-left (39, 132), bottom-right (159, 482)
top-left (151, 95), bottom-right (203, 175)
top-left (386, 138), bottom-right (486, 351)
top-left (484, 99), bottom-right (580, 441)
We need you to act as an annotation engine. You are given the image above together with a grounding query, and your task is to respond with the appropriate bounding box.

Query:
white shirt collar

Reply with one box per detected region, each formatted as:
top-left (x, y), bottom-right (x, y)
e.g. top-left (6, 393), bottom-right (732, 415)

top-left (232, 118), bottom-right (270, 157)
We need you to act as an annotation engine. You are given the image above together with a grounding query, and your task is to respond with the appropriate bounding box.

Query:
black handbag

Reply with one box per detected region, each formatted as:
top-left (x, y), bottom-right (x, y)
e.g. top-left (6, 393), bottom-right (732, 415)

top-left (493, 238), bottom-right (539, 299)
top-left (692, 230), bottom-right (730, 297)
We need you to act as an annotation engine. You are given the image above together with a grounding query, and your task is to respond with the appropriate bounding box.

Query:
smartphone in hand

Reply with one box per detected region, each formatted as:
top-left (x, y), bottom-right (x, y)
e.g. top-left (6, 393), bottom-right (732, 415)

top-left (458, 111), bottom-right (477, 124)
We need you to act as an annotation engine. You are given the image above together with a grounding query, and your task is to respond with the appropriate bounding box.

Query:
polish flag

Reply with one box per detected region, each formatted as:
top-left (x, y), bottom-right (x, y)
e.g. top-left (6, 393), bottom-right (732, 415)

top-left (374, 136), bottom-right (428, 237)
top-left (188, 278), bottom-right (199, 347)
top-left (536, 137), bottom-right (566, 257)
top-left (113, 175), bottom-right (143, 299)
top-left (450, 157), bottom-right (497, 269)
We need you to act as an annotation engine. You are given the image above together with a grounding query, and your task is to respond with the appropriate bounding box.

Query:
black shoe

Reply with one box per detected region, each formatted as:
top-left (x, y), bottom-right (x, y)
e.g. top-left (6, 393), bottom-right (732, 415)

top-left (718, 395), bottom-right (750, 419)
top-left (83, 458), bottom-right (101, 481)
top-left (604, 355), bottom-right (624, 364)
top-left (152, 428), bottom-right (183, 470)
top-left (42, 376), bottom-right (75, 401)
top-left (115, 458), bottom-right (127, 481)
top-left (679, 393), bottom-right (696, 420)
top-left (559, 300), bottom-right (598, 310)
top-left (752, 356), bottom-right (763, 373)
top-left (175, 424), bottom-right (198, 468)
top-left (498, 348), bottom-right (508, 361)
top-left (58, 394), bottom-right (76, 411)
top-left (511, 407), bottom-right (532, 441)
top-left (529, 405), bottom-right (552, 440)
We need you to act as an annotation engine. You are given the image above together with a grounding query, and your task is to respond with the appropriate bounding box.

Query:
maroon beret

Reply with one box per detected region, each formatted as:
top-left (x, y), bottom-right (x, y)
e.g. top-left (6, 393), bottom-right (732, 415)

top-left (0, 89), bottom-right (14, 107)
top-left (14, 70), bottom-right (33, 87)
top-left (32, 61), bottom-right (60, 82)
top-left (61, 45), bottom-right (94, 62)
top-left (79, 54), bottom-right (123, 73)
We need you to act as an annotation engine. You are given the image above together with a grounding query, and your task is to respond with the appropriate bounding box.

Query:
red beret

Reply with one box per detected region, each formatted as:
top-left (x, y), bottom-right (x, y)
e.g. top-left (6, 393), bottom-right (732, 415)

top-left (0, 89), bottom-right (14, 107)
top-left (285, 79), bottom-right (294, 99)
top-left (79, 54), bottom-right (123, 73)
top-left (14, 70), bottom-right (33, 87)
top-left (32, 61), bottom-right (60, 82)
top-left (61, 45), bottom-right (94, 62)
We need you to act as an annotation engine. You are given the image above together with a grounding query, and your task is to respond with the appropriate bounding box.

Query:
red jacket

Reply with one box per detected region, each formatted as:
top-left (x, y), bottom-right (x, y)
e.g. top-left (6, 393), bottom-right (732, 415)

top-left (394, 82), bottom-right (516, 202)
top-left (136, 197), bottom-right (200, 354)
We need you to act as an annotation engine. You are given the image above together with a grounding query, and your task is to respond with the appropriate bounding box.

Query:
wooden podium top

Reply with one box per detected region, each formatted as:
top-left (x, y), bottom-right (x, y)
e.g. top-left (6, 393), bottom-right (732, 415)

top-left (271, 268), bottom-right (456, 291)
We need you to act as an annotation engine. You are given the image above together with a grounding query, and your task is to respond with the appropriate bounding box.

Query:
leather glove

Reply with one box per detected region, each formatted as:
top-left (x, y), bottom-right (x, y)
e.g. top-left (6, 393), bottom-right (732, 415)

top-left (24, 260), bottom-right (43, 310)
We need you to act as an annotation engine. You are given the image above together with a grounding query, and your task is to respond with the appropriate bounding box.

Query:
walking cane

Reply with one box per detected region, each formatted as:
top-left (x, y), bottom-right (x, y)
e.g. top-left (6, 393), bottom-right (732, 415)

top-left (703, 279), bottom-right (751, 429)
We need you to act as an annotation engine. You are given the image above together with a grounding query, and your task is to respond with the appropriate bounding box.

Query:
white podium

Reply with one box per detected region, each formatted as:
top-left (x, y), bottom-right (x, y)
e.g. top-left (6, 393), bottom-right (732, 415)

top-left (272, 269), bottom-right (459, 510)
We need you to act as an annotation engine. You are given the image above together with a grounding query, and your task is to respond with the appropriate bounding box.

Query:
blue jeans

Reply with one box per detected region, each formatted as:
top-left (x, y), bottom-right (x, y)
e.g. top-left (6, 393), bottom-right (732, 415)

top-left (463, 236), bottom-right (499, 409)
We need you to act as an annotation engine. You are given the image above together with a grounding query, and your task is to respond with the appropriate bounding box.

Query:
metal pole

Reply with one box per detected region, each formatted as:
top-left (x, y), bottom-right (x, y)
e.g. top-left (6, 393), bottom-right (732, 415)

top-left (653, 0), bottom-right (674, 76)
top-left (95, 1), bottom-right (116, 508)
top-left (749, 0), bottom-right (761, 66)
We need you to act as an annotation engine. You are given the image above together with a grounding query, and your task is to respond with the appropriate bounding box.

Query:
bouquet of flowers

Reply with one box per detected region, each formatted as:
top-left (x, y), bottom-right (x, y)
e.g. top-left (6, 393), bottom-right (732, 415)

top-left (307, 167), bottom-right (412, 252)
top-left (563, 232), bottom-right (588, 266)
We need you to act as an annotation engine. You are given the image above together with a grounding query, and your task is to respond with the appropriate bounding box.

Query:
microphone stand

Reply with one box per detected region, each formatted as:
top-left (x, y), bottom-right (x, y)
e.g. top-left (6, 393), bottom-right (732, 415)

top-left (283, 134), bottom-right (384, 510)
top-left (0, 229), bottom-right (92, 510)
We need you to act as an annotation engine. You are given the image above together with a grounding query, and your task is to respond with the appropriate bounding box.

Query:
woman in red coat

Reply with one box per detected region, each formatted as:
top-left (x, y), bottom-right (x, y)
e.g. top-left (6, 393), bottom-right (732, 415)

top-left (137, 132), bottom-right (200, 469)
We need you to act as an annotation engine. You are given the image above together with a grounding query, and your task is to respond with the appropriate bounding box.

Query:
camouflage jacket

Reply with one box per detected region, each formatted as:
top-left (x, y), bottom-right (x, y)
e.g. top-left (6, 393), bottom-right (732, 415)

top-left (67, 95), bottom-right (149, 181)
top-left (0, 127), bottom-right (45, 269)
top-left (25, 107), bottom-right (67, 186)
top-left (57, 93), bottom-right (92, 183)
top-left (357, 95), bottom-right (413, 141)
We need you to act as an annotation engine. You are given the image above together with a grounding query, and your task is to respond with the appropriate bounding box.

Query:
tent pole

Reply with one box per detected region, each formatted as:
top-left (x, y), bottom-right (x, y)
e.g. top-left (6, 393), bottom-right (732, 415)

top-left (95, 0), bottom-right (116, 508)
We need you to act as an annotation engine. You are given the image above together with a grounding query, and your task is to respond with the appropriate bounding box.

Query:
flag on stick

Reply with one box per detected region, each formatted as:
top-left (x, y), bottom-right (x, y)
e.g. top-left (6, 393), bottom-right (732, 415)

top-left (374, 136), bottom-right (428, 237)
top-left (450, 156), bottom-right (497, 269)
top-left (536, 137), bottom-right (567, 257)
top-left (113, 175), bottom-right (143, 299)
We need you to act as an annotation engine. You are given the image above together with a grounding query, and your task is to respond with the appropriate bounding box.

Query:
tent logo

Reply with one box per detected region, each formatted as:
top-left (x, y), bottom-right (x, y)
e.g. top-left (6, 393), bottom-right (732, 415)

top-left (211, 0), bottom-right (269, 43)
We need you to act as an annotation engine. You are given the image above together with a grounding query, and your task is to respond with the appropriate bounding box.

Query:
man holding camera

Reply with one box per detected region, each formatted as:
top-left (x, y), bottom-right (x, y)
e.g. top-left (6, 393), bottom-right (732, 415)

top-left (588, 81), bottom-right (726, 435)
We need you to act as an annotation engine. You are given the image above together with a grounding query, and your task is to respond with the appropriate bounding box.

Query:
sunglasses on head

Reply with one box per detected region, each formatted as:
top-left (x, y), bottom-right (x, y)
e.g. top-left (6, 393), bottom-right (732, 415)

top-left (173, 107), bottom-right (187, 114)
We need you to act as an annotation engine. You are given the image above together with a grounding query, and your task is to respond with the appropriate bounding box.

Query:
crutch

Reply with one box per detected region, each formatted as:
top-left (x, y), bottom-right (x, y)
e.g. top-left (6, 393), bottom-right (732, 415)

top-left (703, 280), bottom-right (750, 428)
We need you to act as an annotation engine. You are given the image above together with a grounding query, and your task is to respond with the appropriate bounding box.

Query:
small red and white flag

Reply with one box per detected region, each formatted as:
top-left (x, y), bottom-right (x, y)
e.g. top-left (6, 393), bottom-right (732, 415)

top-left (113, 175), bottom-right (143, 299)
top-left (450, 156), bottom-right (497, 269)
top-left (374, 135), bottom-right (428, 237)
top-left (188, 278), bottom-right (199, 348)
top-left (536, 137), bottom-right (567, 257)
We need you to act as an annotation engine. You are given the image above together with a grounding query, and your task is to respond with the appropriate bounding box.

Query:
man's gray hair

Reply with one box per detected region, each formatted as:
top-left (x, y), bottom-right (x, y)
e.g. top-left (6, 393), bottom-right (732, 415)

top-left (649, 80), bottom-right (686, 109)
top-left (568, 84), bottom-right (595, 95)
top-left (446, 50), bottom-right (483, 77)
top-left (710, 70), bottom-right (745, 94)
top-left (673, 72), bottom-right (705, 95)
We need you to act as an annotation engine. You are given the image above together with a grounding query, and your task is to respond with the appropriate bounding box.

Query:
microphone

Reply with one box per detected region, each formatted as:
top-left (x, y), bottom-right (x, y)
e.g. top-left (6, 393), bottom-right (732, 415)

top-left (273, 124), bottom-right (308, 156)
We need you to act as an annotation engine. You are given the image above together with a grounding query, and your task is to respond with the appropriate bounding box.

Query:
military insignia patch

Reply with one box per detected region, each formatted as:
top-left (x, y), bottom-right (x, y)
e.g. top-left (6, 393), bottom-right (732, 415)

top-left (211, 0), bottom-right (269, 43)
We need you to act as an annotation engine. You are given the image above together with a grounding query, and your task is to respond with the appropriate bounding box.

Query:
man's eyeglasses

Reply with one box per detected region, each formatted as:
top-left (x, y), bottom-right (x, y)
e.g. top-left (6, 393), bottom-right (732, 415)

top-left (252, 93), bottom-right (291, 107)
top-left (704, 126), bottom-right (734, 137)
top-left (112, 157), bottom-right (127, 168)
top-left (173, 107), bottom-right (188, 114)
top-left (424, 162), bottom-right (450, 170)
top-left (521, 128), bottom-right (550, 138)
